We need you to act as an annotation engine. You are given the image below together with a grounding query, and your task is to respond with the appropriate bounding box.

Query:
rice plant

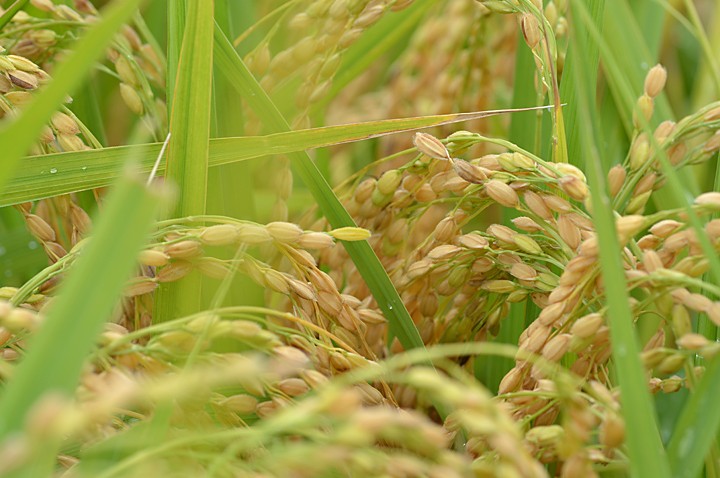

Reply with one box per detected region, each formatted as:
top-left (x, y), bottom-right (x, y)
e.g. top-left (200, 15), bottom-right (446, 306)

top-left (0, 0), bottom-right (718, 476)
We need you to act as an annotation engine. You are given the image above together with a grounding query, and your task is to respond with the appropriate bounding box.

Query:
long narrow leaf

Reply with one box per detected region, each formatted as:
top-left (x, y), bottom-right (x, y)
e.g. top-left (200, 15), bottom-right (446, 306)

top-left (568, 2), bottom-right (671, 476)
top-left (206, 0), bottom-right (264, 311)
top-left (559, 0), bottom-right (605, 168)
top-left (155, 0), bottom-right (215, 322)
top-left (165, 0), bottom-right (185, 113)
top-left (166, 0), bottom-right (214, 221)
top-left (2, 106), bottom-right (551, 208)
top-left (574, 0), bottom-right (720, 466)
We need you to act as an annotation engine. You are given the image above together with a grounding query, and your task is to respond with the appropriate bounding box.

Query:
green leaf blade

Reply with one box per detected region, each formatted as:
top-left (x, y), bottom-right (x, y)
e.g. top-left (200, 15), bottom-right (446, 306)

top-left (155, 0), bottom-right (215, 322)
top-left (0, 108), bottom-right (548, 207)
top-left (568, 2), bottom-right (671, 476)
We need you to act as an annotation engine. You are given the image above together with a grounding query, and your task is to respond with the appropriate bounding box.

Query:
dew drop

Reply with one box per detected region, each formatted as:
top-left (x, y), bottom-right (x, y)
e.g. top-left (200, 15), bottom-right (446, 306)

top-left (387, 304), bottom-right (393, 310)
top-left (49, 168), bottom-right (57, 174)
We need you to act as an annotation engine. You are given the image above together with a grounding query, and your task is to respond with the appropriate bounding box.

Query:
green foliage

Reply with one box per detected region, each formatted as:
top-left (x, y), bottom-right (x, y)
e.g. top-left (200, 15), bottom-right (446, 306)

top-left (0, 0), bottom-right (718, 477)
top-left (154, 0), bottom-right (215, 321)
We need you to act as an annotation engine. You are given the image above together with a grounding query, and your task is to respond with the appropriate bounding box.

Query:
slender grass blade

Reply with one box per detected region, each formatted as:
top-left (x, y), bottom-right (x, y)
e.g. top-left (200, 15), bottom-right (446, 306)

top-left (155, 0), bottom-right (215, 322)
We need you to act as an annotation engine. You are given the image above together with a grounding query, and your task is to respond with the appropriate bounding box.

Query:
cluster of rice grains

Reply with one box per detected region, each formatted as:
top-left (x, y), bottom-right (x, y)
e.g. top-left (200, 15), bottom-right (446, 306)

top-left (2, 0), bottom-right (165, 141)
top-left (325, 0), bottom-right (513, 119)
top-left (245, 0), bottom-right (416, 130)
top-left (301, 71), bottom-right (720, 476)
top-left (322, 0), bottom-right (522, 179)
top-left (1, 0), bottom-right (720, 477)
top-left (243, 0), bottom-right (416, 222)
top-left (0, 219), bottom-right (536, 477)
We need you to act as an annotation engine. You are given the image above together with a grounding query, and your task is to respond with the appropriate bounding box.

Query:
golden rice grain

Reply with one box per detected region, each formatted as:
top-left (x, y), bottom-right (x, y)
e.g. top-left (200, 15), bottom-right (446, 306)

top-left (643, 64), bottom-right (667, 98)
top-left (485, 180), bottom-right (519, 207)
top-left (199, 224), bottom-right (240, 246)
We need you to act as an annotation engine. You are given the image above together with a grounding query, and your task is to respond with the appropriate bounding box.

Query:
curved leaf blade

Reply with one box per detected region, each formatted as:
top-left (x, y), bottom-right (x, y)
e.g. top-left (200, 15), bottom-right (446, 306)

top-left (2, 105), bottom-right (551, 207)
